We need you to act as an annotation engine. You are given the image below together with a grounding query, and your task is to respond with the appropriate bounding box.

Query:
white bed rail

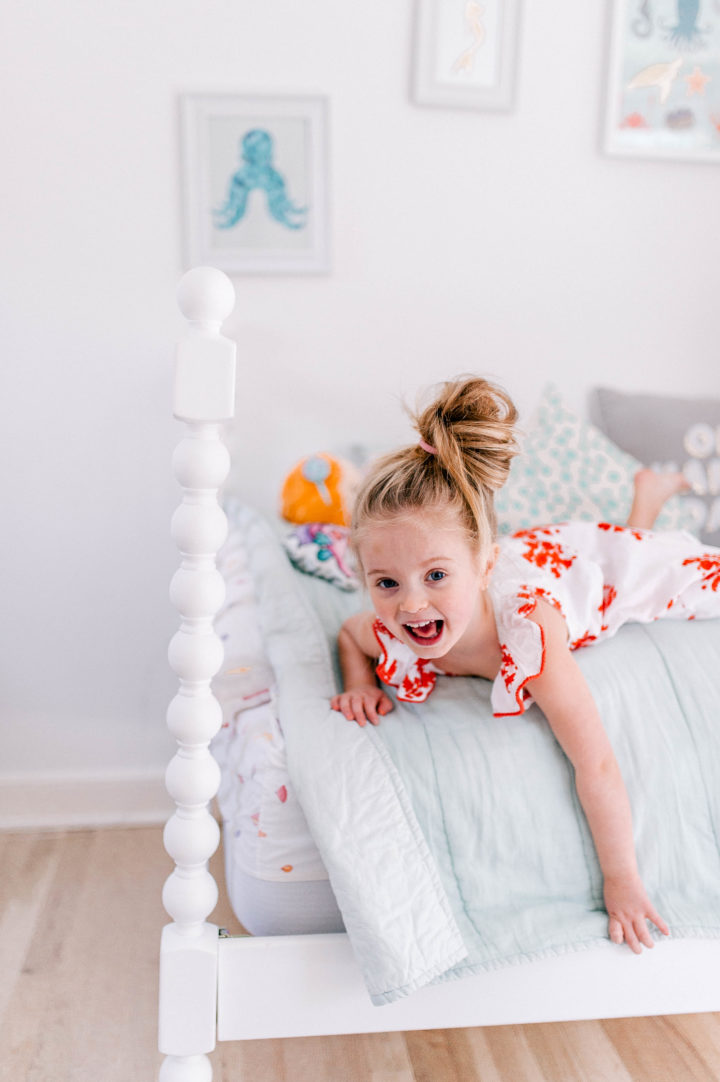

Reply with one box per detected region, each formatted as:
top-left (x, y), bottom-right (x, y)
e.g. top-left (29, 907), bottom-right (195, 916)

top-left (159, 267), bottom-right (237, 1082)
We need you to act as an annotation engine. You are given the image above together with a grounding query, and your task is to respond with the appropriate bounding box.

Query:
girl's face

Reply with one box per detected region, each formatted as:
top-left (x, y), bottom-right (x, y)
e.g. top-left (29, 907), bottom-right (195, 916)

top-left (357, 509), bottom-right (495, 659)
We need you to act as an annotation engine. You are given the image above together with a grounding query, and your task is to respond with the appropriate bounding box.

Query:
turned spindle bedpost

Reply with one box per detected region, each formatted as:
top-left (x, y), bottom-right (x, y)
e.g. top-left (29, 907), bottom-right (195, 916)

top-left (158, 267), bottom-right (237, 1082)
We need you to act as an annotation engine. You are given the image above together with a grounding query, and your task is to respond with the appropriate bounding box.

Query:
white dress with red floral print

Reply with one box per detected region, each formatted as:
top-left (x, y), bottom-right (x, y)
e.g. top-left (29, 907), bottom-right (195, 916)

top-left (372, 524), bottom-right (720, 718)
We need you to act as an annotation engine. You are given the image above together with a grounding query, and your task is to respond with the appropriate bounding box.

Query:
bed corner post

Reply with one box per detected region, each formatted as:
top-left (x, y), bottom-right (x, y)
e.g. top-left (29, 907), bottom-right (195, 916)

top-left (159, 267), bottom-right (237, 1082)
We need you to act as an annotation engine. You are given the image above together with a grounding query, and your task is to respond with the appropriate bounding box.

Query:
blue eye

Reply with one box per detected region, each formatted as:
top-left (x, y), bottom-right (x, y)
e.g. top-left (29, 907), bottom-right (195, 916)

top-left (427, 570), bottom-right (446, 582)
top-left (376, 578), bottom-right (398, 590)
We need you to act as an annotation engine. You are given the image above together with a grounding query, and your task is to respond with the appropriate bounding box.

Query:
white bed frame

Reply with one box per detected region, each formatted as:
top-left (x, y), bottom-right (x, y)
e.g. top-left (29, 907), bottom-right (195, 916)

top-left (158, 267), bottom-right (720, 1082)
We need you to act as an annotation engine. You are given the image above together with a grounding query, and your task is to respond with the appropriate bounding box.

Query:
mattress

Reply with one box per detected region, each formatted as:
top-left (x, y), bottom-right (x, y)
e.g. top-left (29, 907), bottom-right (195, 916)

top-left (221, 824), bottom-right (344, 935)
top-left (213, 517), bottom-right (357, 932)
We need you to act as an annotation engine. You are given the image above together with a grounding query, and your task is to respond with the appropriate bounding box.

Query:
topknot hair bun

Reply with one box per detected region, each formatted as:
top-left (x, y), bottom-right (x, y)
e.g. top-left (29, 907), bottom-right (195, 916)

top-left (413, 376), bottom-right (519, 494)
top-left (351, 375), bottom-right (519, 553)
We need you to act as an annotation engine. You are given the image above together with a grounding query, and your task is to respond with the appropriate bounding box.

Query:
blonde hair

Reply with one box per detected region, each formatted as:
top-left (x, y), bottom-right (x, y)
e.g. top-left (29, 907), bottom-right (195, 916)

top-left (352, 376), bottom-right (519, 554)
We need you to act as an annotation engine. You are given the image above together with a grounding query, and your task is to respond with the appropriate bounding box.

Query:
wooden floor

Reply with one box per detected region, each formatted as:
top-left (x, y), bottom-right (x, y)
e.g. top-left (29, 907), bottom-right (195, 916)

top-left (2, 827), bottom-right (720, 1082)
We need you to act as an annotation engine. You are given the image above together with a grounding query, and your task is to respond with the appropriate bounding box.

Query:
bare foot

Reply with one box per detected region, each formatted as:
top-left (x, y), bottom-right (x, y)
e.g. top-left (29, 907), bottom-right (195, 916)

top-left (628, 468), bottom-right (691, 530)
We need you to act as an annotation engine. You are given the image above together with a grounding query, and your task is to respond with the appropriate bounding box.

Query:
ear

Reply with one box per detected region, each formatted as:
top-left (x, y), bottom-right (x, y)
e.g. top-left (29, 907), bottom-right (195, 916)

top-left (479, 543), bottom-right (499, 589)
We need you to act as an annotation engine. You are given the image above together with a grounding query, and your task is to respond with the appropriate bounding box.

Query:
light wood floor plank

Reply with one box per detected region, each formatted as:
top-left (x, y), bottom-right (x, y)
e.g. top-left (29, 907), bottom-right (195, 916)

top-left (450, 1025), bottom-right (509, 1082)
top-left (404, 1028), bottom-right (463, 1082)
top-left (3, 825), bottom-right (720, 1082)
top-left (219, 1031), bottom-right (415, 1082)
top-left (666, 1013), bottom-right (720, 1072)
top-left (276, 1035), bottom-right (337, 1081)
top-left (3, 831), bottom-right (92, 1080)
top-left (1, 828), bottom-right (168, 1082)
top-left (473, 1024), bottom-right (548, 1082)
top-left (602, 1015), bottom-right (719, 1082)
top-left (0, 833), bottom-right (61, 1025)
top-left (362, 1030), bottom-right (417, 1081)
top-left (217, 1037), bottom-right (286, 1080)
top-left (522, 1020), bottom-right (635, 1082)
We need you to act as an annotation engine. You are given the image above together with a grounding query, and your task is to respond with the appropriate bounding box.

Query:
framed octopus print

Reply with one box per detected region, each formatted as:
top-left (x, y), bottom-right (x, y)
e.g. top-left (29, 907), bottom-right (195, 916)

top-left (604, 0), bottom-right (720, 162)
top-left (181, 94), bottom-right (330, 274)
top-left (412, 0), bottom-right (521, 111)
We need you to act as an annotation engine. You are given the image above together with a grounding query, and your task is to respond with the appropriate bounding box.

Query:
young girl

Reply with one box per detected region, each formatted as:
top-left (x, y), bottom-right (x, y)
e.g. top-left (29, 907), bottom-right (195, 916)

top-left (330, 377), bottom-right (720, 956)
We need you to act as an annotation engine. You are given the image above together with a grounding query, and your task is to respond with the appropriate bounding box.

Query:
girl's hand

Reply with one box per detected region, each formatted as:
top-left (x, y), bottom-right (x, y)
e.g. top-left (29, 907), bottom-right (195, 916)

top-left (603, 873), bottom-right (670, 953)
top-left (331, 686), bottom-right (394, 727)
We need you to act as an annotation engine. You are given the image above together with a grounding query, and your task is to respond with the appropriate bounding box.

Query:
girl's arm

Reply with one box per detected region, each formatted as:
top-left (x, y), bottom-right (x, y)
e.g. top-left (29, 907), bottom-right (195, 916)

top-left (527, 600), bottom-right (670, 953)
top-left (331, 612), bottom-right (394, 727)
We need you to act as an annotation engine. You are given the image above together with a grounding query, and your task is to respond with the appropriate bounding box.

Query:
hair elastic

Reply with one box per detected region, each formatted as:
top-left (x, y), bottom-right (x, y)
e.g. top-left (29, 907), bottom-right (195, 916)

top-left (418, 438), bottom-right (438, 455)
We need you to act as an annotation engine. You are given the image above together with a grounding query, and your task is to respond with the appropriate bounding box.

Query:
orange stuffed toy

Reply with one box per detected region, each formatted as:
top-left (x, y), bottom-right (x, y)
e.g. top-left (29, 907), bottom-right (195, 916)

top-left (280, 453), bottom-right (361, 527)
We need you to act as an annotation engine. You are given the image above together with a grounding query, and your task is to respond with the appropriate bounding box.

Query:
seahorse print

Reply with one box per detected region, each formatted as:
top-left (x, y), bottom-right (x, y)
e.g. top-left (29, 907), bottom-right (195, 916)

top-left (632, 0), bottom-right (654, 37)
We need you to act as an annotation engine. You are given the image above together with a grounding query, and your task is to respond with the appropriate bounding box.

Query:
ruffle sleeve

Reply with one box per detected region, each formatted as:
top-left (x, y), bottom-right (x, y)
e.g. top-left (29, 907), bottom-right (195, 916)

top-left (490, 586), bottom-right (563, 717)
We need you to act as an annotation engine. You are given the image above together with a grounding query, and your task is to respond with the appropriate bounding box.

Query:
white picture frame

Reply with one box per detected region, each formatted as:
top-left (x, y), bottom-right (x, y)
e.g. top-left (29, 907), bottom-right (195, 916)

top-left (412, 0), bottom-right (521, 111)
top-left (181, 94), bottom-right (330, 274)
top-left (604, 0), bottom-right (720, 164)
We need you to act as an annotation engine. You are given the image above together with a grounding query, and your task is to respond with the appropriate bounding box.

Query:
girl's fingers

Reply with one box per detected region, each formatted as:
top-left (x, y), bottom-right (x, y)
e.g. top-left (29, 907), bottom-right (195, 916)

top-left (338, 696), bottom-right (359, 723)
top-left (610, 912), bottom-right (669, 952)
top-left (610, 916), bottom-right (642, 953)
top-left (634, 918), bottom-right (655, 950)
top-left (364, 701), bottom-right (380, 725)
top-left (608, 917), bottom-right (624, 945)
top-left (648, 908), bottom-right (670, 936)
top-left (624, 923), bottom-right (642, 954)
top-left (349, 696), bottom-right (368, 726)
top-left (332, 691), bottom-right (393, 723)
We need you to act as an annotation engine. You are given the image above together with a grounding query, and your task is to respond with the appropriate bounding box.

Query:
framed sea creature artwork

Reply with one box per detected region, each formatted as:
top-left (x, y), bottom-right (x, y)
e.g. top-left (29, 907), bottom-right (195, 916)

top-left (181, 94), bottom-right (330, 274)
top-left (412, 0), bottom-right (521, 111)
top-left (604, 0), bottom-right (720, 162)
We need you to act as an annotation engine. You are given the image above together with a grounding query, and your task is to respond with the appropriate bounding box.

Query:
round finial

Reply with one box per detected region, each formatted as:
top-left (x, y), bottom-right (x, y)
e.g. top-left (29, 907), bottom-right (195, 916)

top-left (177, 266), bottom-right (235, 325)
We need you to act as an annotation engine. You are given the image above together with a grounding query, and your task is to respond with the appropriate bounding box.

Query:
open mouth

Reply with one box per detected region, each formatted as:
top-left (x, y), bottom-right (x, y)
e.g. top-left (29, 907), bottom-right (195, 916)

top-left (404, 619), bottom-right (444, 647)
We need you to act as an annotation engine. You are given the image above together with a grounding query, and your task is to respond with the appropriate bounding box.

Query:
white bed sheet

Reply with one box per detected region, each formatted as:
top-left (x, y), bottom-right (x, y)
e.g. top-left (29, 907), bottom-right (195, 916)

top-left (213, 528), bottom-right (330, 889)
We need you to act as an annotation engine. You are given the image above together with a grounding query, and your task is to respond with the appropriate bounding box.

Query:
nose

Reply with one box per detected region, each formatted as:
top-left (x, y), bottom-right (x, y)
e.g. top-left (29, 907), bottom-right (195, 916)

top-left (399, 584), bottom-right (429, 617)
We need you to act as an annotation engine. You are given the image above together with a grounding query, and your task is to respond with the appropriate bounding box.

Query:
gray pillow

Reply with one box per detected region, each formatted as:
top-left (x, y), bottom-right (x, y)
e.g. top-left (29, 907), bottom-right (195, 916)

top-left (590, 387), bottom-right (720, 545)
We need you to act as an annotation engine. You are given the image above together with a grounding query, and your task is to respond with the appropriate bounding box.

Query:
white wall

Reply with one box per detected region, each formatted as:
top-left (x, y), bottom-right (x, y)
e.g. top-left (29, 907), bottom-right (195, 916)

top-left (1, 2), bottom-right (717, 804)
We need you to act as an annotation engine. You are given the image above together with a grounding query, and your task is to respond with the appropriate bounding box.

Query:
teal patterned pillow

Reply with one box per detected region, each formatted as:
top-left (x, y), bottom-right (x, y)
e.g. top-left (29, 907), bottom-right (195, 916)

top-left (495, 385), bottom-right (695, 535)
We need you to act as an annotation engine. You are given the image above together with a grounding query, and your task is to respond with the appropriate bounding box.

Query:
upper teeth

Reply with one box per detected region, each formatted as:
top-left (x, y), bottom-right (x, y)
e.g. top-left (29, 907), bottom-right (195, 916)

top-left (407, 621), bottom-right (432, 627)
